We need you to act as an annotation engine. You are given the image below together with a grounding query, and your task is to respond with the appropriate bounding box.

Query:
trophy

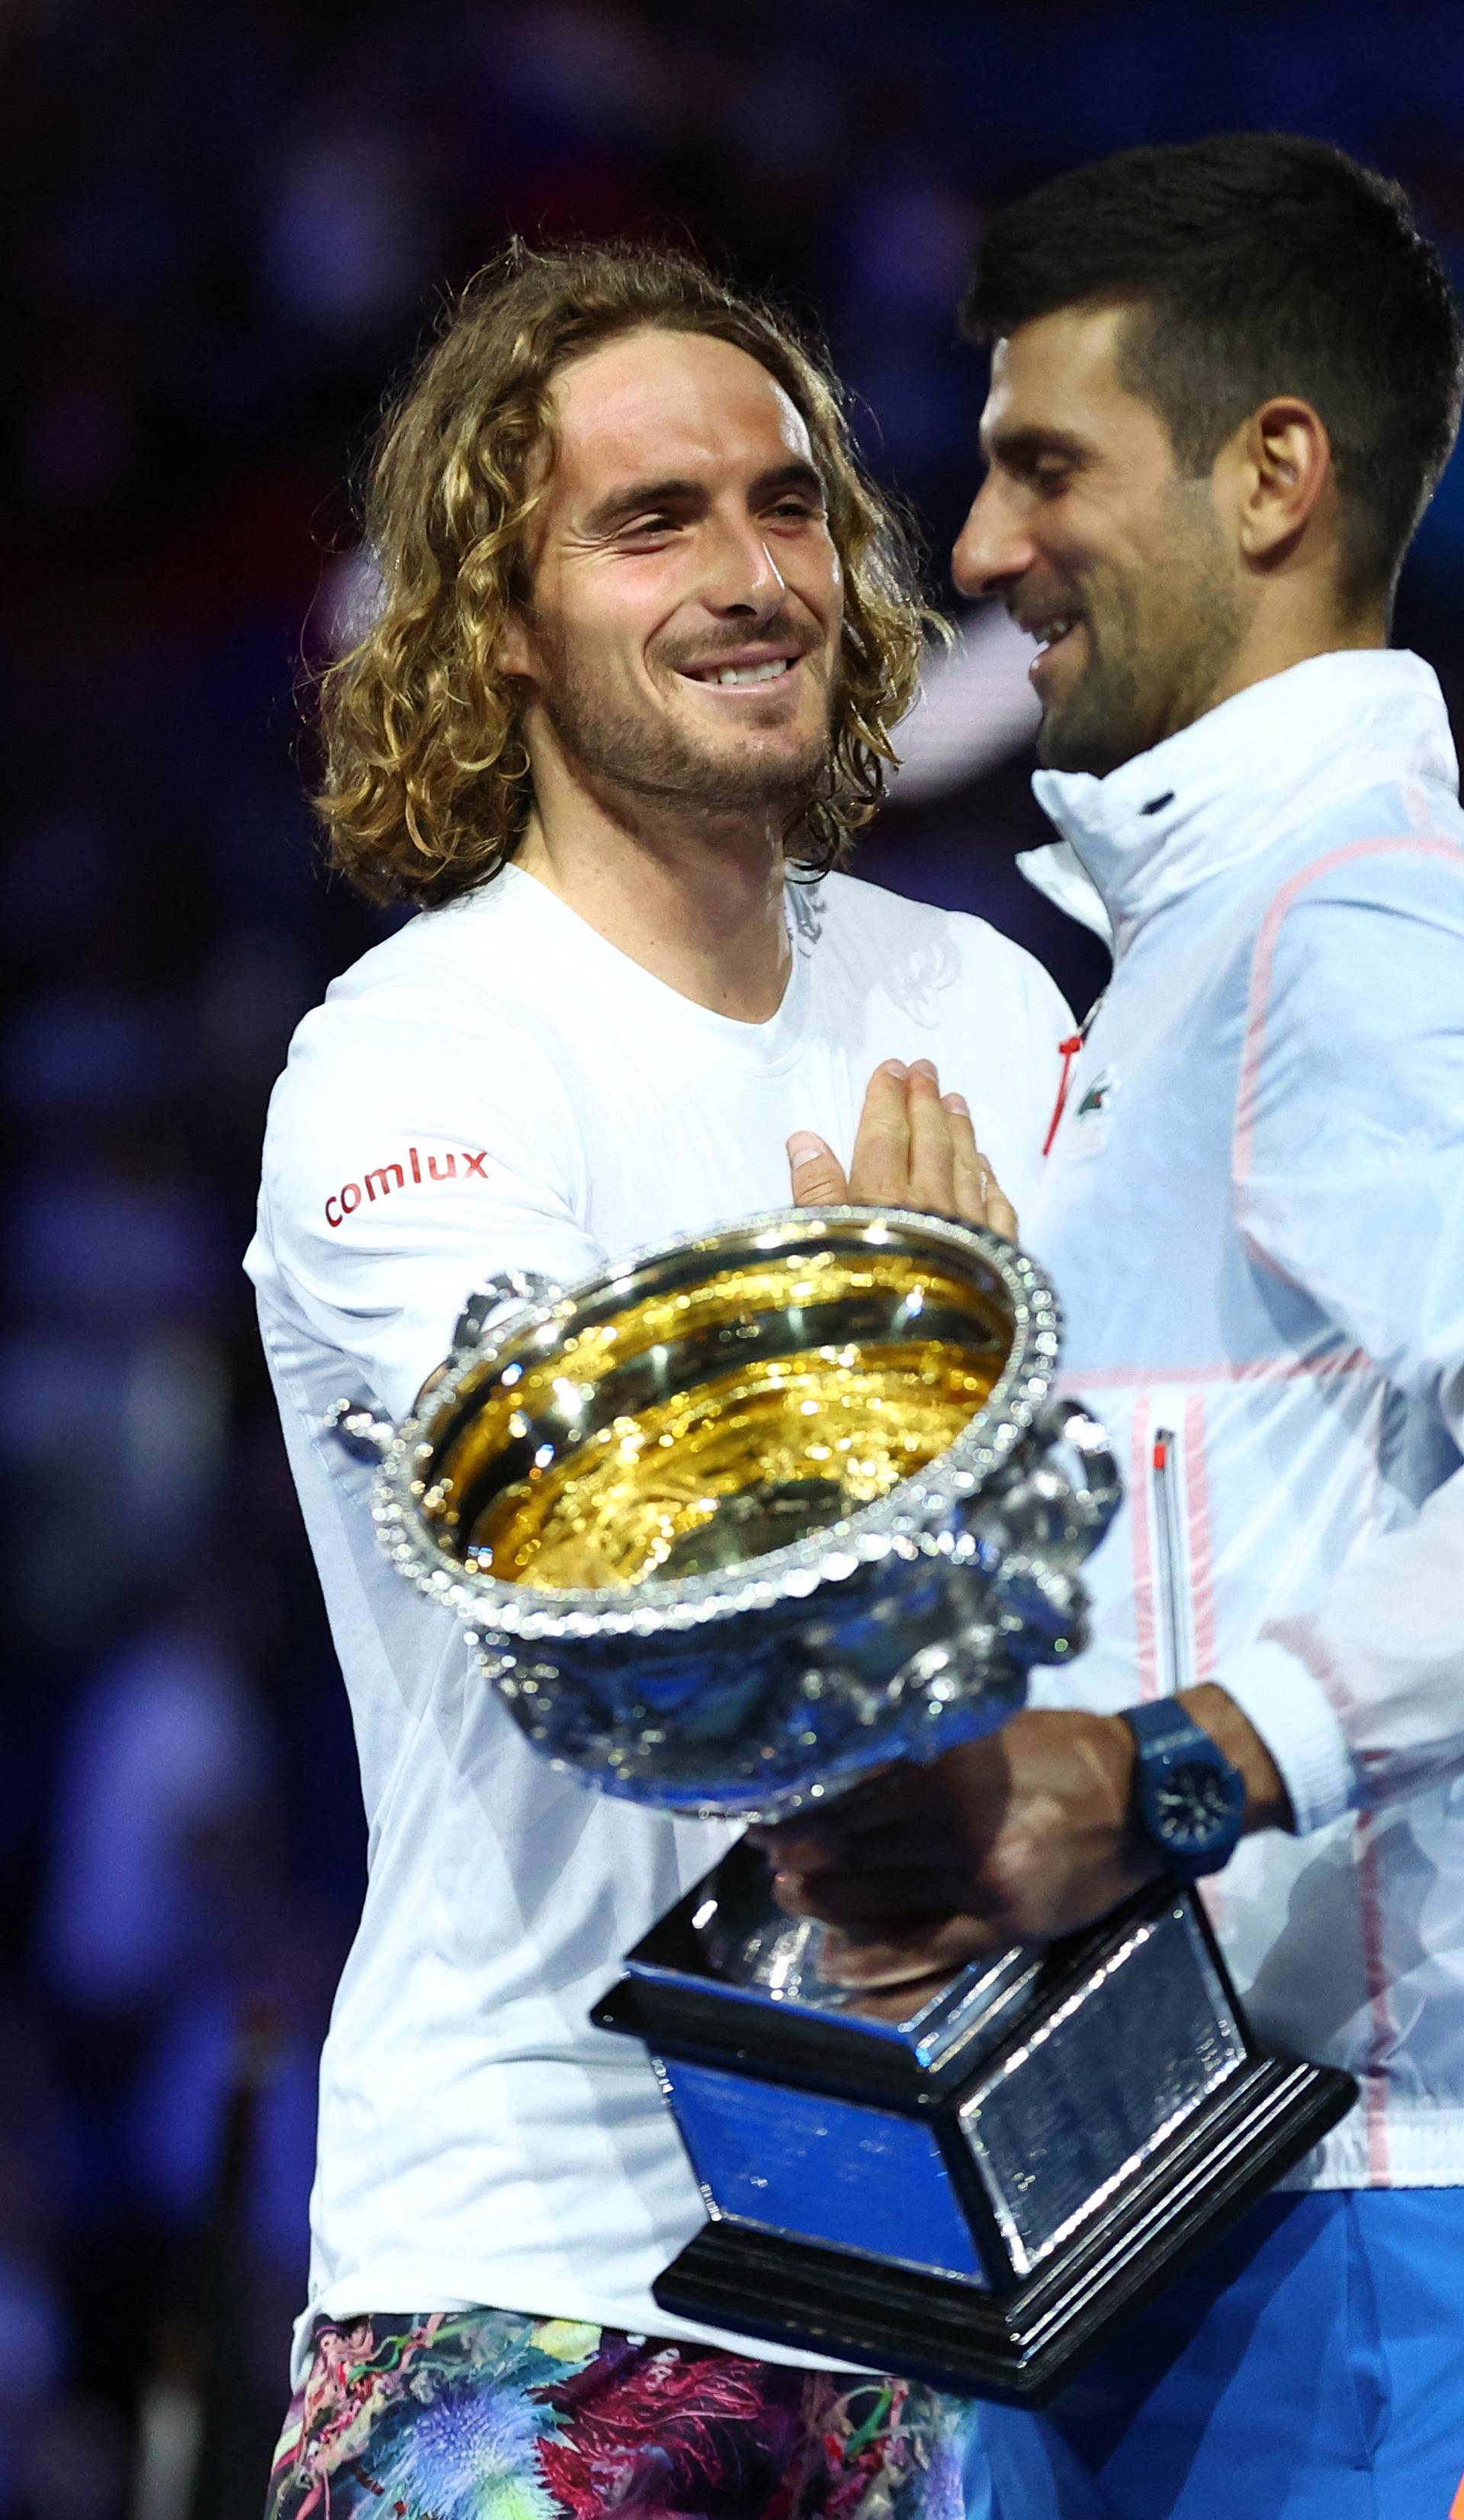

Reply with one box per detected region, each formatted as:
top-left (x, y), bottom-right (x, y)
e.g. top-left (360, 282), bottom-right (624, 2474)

top-left (332, 1207), bottom-right (1355, 2403)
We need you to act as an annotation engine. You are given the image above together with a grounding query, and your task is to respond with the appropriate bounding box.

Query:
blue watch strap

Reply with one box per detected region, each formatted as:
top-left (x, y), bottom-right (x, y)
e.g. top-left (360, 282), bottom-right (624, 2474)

top-left (1122, 1698), bottom-right (1217, 1759)
top-left (1119, 1698), bottom-right (1246, 1880)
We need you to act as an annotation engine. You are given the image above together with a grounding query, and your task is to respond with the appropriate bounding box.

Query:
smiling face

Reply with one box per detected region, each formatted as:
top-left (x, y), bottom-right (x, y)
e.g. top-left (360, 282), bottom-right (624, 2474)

top-left (502, 326), bottom-right (844, 826)
top-left (952, 303), bottom-right (1251, 774)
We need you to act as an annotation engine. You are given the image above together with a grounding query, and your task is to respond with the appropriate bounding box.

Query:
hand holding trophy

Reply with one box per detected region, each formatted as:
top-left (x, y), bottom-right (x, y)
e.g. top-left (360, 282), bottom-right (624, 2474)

top-left (332, 1184), bottom-right (1353, 2402)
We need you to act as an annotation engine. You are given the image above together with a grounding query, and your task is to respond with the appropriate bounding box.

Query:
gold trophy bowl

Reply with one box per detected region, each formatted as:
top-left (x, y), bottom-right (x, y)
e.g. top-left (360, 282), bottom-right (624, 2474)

top-left (345, 1207), bottom-right (1119, 1818)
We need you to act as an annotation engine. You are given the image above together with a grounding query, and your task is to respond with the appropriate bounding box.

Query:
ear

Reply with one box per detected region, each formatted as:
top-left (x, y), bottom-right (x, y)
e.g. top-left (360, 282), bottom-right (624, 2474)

top-left (495, 606), bottom-right (536, 684)
top-left (1231, 396), bottom-right (1334, 568)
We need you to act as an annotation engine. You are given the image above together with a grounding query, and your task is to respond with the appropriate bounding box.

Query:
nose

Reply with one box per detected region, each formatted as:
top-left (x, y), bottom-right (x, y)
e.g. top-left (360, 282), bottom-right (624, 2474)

top-left (703, 511), bottom-right (788, 617)
top-left (952, 476), bottom-right (1036, 604)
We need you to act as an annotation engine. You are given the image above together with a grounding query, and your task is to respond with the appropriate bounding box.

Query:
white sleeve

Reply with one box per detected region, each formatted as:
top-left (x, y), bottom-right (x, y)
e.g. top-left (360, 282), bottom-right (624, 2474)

top-left (1223, 872), bottom-right (1464, 1829)
top-left (248, 986), bottom-right (605, 1423)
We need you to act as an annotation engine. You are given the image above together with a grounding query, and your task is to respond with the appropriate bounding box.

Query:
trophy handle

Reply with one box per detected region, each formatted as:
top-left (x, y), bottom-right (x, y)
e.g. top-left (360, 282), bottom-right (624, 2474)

top-left (1033, 1395), bottom-right (1122, 1544)
top-left (964, 1397), bottom-right (1122, 1662)
top-left (451, 1268), bottom-right (564, 1357)
top-left (326, 1269), bottom-right (565, 1466)
top-left (324, 1397), bottom-right (396, 1461)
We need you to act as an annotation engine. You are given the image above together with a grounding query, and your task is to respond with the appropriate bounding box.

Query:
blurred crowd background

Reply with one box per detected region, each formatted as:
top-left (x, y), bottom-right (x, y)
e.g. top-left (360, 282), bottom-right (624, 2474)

top-left (5, 2), bottom-right (1464, 2509)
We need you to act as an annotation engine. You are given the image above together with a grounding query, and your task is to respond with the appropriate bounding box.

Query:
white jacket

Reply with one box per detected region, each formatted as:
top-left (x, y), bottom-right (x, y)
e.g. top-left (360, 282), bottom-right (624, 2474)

top-left (1021, 648), bottom-right (1464, 2190)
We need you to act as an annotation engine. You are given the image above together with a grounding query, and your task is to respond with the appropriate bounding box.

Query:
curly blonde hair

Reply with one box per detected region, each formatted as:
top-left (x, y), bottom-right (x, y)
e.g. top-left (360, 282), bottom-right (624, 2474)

top-left (314, 240), bottom-right (943, 906)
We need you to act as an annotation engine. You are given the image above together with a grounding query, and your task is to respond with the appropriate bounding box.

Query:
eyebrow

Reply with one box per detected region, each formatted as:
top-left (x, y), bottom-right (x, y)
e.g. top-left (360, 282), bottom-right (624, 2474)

top-left (580, 459), bottom-right (826, 538)
top-left (981, 424), bottom-right (1093, 471)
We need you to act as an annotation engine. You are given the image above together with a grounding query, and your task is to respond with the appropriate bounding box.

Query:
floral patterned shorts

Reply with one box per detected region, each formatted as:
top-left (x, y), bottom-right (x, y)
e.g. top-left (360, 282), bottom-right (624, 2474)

top-left (265, 2307), bottom-right (987, 2519)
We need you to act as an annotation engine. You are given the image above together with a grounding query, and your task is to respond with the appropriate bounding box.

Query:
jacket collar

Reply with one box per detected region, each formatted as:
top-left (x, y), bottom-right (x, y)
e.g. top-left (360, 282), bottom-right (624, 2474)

top-left (1019, 649), bottom-right (1458, 954)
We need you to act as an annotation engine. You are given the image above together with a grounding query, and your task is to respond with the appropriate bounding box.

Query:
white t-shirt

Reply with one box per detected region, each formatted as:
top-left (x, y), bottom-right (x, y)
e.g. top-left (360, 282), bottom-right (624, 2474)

top-left (246, 861), bottom-right (1071, 2374)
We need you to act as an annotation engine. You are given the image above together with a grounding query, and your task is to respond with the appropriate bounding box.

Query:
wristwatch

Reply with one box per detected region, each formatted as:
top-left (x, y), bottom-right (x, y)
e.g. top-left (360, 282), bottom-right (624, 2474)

top-left (1119, 1699), bottom-right (1247, 1881)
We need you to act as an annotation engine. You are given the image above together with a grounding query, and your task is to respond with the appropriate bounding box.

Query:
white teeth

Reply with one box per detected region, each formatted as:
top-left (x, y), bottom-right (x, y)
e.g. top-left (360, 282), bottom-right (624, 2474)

top-left (1036, 617), bottom-right (1077, 650)
top-left (702, 658), bottom-right (792, 686)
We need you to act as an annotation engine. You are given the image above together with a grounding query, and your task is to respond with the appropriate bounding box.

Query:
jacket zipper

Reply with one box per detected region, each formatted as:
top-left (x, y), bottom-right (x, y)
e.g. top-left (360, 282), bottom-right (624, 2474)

top-left (1042, 991), bottom-right (1107, 1157)
top-left (1151, 1427), bottom-right (1190, 1696)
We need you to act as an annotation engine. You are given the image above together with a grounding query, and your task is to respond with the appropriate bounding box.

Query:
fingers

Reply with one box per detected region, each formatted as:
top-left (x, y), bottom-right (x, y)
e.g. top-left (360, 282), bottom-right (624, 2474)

top-left (946, 1096), bottom-right (992, 1230)
top-left (773, 1863), bottom-right (985, 1925)
top-left (788, 1131), bottom-right (849, 1207)
top-left (945, 1093), bottom-right (1019, 1239)
top-left (846, 1058), bottom-right (958, 1212)
top-left (980, 1162), bottom-right (1019, 1242)
top-left (769, 1852), bottom-right (1013, 1985)
top-left (817, 1915), bottom-right (1008, 1989)
top-left (790, 1057), bottom-right (1021, 1236)
top-left (755, 1743), bottom-right (1004, 1874)
top-left (843, 1060), bottom-right (913, 1205)
top-left (905, 1063), bottom-right (957, 1216)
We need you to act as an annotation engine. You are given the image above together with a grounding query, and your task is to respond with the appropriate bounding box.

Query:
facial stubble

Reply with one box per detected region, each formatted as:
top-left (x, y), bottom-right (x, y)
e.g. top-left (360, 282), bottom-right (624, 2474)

top-left (1035, 481), bottom-right (1250, 777)
top-left (534, 621), bottom-right (836, 824)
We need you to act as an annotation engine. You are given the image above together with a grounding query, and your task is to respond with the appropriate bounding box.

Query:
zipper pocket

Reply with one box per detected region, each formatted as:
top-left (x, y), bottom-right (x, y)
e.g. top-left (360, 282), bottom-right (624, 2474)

top-left (1151, 1425), bottom-right (1191, 1697)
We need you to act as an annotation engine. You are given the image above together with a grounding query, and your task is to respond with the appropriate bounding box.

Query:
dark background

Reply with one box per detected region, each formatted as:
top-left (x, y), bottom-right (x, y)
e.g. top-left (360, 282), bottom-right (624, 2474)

top-left (4, 4), bottom-right (1464, 2509)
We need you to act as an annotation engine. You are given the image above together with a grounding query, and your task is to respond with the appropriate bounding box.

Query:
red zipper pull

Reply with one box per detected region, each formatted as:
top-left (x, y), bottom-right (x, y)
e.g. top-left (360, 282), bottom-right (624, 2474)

top-left (1042, 1034), bottom-right (1086, 1158)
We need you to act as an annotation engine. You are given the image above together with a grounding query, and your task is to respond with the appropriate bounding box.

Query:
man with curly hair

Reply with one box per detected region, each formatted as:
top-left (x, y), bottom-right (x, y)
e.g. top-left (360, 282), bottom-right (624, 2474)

top-left (246, 242), bottom-right (1073, 2516)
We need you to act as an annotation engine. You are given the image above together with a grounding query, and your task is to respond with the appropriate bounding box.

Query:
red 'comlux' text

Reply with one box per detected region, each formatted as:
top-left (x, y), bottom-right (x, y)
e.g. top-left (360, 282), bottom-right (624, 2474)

top-left (325, 1146), bottom-right (489, 1227)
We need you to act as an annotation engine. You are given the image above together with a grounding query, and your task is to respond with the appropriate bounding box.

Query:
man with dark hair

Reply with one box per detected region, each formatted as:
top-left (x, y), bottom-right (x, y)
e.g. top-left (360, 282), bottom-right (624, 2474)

top-left (779, 137), bottom-right (1464, 2518)
top-left (968, 130), bottom-right (1460, 630)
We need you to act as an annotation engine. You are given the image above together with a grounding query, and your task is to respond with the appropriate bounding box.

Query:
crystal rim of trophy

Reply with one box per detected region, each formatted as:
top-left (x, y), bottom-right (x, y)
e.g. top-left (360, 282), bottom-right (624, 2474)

top-left (370, 1204), bottom-right (1064, 1640)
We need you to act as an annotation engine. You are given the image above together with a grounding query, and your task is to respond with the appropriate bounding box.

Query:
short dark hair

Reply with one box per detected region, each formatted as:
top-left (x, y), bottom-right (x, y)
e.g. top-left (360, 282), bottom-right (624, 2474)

top-left (962, 133), bottom-right (1464, 603)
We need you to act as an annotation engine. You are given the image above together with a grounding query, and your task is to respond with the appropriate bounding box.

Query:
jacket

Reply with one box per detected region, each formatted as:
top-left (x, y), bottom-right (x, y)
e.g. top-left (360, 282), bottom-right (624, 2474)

top-left (1021, 647), bottom-right (1464, 2188)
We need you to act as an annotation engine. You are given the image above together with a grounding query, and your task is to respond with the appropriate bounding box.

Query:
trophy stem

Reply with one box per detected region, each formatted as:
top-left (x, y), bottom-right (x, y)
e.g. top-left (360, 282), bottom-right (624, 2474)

top-left (692, 1842), bottom-right (856, 2008)
top-left (691, 1839), bottom-right (975, 2023)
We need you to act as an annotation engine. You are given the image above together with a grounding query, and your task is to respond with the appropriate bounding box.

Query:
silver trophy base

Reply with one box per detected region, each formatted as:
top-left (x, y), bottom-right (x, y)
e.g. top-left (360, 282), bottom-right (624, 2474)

top-left (653, 2050), bottom-right (1351, 2402)
top-left (594, 1845), bottom-right (1356, 2403)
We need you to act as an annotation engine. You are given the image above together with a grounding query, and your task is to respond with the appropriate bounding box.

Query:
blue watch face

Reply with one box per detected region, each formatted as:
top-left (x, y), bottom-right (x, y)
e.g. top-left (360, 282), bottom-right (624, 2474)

top-left (1152, 1760), bottom-right (1239, 1852)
